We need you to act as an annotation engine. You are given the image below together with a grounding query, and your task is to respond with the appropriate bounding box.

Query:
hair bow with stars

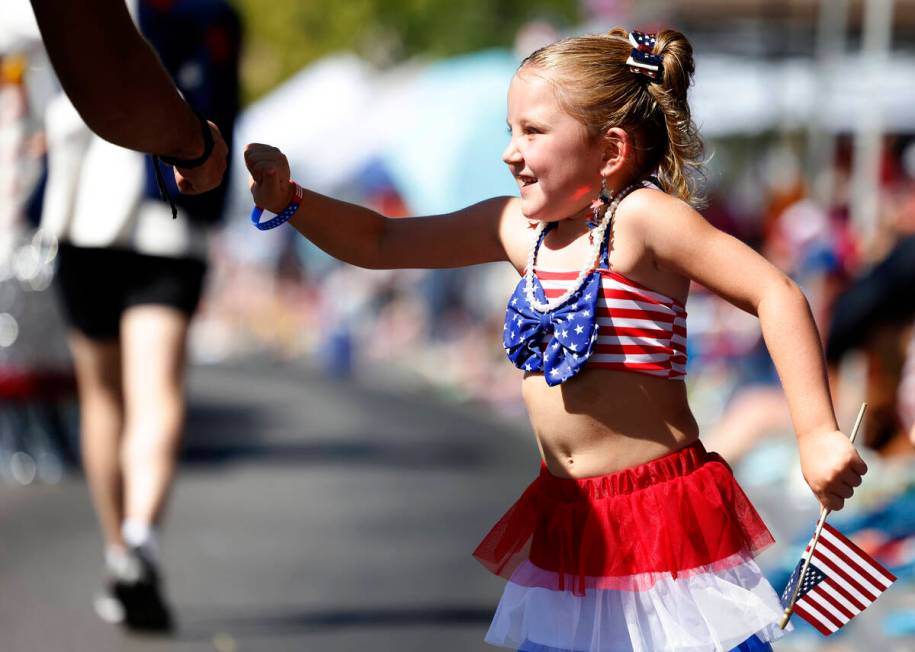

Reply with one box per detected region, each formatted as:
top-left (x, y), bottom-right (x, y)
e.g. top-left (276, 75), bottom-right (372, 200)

top-left (626, 31), bottom-right (662, 81)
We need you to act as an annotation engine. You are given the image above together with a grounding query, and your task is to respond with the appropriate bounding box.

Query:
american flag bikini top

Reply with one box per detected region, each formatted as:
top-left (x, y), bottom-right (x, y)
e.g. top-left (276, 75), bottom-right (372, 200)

top-left (503, 222), bottom-right (688, 386)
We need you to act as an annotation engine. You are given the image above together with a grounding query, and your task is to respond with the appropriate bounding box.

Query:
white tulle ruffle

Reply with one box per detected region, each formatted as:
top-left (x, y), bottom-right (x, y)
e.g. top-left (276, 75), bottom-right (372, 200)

top-left (485, 551), bottom-right (789, 652)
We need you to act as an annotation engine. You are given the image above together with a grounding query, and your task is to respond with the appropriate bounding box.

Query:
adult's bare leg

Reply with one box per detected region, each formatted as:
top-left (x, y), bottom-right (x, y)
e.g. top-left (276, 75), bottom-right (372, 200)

top-left (120, 305), bottom-right (191, 532)
top-left (69, 333), bottom-right (125, 549)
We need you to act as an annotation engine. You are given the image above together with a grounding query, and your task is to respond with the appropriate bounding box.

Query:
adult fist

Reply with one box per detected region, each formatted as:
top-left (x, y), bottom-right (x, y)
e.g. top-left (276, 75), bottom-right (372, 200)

top-left (173, 121), bottom-right (228, 194)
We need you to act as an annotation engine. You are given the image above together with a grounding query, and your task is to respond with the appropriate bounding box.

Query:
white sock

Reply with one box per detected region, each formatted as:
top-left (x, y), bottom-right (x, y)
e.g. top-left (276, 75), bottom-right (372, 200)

top-left (105, 544), bottom-right (143, 582)
top-left (121, 518), bottom-right (160, 564)
top-left (105, 544), bottom-right (130, 576)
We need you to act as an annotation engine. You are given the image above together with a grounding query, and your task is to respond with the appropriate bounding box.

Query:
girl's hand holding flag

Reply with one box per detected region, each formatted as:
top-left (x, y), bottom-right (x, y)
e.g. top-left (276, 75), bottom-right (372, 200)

top-left (798, 428), bottom-right (868, 512)
top-left (781, 404), bottom-right (898, 635)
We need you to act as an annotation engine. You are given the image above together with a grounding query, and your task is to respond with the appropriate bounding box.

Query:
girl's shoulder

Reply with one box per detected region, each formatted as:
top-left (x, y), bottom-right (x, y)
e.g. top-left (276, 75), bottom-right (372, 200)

top-left (497, 196), bottom-right (531, 232)
top-left (492, 196), bottom-right (531, 273)
top-left (611, 185), bottom-right (697, 301)
top-left (617, 184), bottom-right (692, 224)
top-left (615, 185), bottom-right (704, 246)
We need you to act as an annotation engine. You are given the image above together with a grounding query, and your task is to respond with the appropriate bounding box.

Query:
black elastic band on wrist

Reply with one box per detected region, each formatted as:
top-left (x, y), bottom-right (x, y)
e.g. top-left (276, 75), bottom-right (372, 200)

top-left (151, 109), bottom-right (213, 219)
top-left (158, 109), bottom-right (214, 169)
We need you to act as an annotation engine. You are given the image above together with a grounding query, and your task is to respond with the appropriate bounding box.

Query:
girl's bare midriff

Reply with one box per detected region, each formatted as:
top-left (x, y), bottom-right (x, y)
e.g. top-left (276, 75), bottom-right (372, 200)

top-left (522, 367), bottom-right (700, 478)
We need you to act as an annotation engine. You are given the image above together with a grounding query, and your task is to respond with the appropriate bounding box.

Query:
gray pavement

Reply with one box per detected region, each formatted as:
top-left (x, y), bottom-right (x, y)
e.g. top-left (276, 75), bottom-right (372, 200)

top-left (1, 361), bottom-right (539, 652)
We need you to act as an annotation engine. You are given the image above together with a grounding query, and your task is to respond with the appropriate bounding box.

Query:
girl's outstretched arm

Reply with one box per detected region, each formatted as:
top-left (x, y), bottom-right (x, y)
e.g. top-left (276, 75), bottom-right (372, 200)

top-left (627, 189), bottom-right (867, 512)
top-left (246, 143), bottom-right (521, 269)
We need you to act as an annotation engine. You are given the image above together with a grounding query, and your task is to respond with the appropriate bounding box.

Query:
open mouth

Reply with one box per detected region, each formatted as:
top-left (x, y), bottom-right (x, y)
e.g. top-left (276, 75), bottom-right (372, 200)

top-left (519, 175), bottom-right (538, 188)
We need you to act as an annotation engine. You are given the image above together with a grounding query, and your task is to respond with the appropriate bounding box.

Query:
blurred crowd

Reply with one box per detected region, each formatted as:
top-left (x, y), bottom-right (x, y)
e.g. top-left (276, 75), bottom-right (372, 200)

top-left (3, 3), bottom-right (915, 649)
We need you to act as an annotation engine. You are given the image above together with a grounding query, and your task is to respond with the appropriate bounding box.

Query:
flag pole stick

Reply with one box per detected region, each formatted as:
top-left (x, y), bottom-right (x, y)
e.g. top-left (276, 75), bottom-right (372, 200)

top-left (779, 402), bottom-right (867, 629)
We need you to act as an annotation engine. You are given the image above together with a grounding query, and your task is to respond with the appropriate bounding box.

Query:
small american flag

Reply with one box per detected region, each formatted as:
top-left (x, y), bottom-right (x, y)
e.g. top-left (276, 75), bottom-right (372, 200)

top-left (782, 522), bottom-right (897, 635)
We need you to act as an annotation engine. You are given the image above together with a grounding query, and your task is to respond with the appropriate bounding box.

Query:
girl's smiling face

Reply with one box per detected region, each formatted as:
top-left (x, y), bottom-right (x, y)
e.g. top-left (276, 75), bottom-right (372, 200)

top-left (502, 68), bottom-right (606, 221)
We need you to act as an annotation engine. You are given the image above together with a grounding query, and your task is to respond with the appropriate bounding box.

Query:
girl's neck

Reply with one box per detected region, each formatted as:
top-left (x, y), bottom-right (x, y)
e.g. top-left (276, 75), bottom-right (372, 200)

top-left (549, 174), bottom-right (643, 240)
top-left (551, 206), bottom-right (591, 241)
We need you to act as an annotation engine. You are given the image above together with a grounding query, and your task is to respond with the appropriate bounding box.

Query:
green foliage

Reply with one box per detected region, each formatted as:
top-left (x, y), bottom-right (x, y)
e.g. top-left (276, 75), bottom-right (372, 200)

top-left (235, 0), bottom-right (580, 103)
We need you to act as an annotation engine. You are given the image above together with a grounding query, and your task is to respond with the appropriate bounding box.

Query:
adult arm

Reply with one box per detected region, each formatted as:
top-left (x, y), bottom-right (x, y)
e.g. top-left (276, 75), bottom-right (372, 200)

top-left (29, 0), bottom-right (227, 193)
top-left (630, 189), bottom-right (867, 511)
top-left (826, 235), bottom-right (915, 363)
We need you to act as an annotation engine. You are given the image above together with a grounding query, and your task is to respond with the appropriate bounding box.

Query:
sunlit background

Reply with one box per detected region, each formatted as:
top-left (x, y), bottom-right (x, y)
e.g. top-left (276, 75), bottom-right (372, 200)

top-left (2, 1), bottom-right (914, 650)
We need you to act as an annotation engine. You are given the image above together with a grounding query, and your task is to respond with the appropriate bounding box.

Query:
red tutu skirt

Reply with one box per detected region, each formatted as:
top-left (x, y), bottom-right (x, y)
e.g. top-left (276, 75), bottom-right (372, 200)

top-left (474, 441), bottom-right (790, 651)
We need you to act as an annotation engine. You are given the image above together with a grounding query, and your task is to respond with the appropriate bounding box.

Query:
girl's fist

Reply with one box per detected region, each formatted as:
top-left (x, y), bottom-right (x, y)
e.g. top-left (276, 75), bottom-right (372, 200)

top-left (245, 143), bottom-right (292, 213)
top-left (798, 429), bottom-right (867, 512)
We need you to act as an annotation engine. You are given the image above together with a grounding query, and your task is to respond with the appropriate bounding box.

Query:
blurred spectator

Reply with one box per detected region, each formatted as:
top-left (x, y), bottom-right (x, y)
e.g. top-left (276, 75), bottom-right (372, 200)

top-left (39, 0), bottom-right (241, 632)
top-left (0, 46), bottom-right (76, 485)
top-left (826, 235), bottom-right (915, 452)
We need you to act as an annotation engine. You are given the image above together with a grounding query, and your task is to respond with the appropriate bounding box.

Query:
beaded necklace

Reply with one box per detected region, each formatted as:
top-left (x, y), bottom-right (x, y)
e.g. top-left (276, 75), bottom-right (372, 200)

top-left (523, 183), bottom-right (639, 312)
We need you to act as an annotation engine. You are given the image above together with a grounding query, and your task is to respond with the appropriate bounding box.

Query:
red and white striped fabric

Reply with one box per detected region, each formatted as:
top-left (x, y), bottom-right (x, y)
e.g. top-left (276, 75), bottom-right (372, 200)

top-left (535, 268), bottom-right (687, 379)
top-left (783, 522), bottom-right (897, 636)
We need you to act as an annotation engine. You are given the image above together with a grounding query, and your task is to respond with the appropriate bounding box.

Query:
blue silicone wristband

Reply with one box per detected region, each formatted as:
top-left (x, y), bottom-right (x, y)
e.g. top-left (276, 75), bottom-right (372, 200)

top-left (251, 183), bottom-right (302, 231)
top-left (251, 204), bottom-right (298, 230)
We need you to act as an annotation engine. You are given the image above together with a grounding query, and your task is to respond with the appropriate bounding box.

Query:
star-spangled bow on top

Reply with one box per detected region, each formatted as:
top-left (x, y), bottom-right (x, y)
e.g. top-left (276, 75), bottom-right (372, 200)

top-left (629, 31), bottom-right (657, 52)
top-left (626, 30), bottom-right (662, 80)
top-left (503, 270), bottom-right (602, 387)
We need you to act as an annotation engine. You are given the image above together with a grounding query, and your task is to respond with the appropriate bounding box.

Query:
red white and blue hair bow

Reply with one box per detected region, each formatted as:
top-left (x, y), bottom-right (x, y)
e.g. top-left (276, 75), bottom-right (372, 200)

top-left (626, 31), bottom-right (662, 80)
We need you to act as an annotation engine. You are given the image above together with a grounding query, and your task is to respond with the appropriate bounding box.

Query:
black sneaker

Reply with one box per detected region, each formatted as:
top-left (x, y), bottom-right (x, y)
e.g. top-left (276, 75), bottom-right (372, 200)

top-left (96, 547), bottom-right (174, 633)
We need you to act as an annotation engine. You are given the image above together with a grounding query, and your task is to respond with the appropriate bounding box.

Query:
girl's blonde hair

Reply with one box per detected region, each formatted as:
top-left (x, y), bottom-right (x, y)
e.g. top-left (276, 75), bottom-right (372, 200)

top-left (520, 27), bottom-right (705, 207)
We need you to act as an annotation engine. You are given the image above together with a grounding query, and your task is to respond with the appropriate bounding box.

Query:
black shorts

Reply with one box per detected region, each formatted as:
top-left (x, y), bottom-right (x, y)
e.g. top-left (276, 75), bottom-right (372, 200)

top-left (55, 245), bottom-right (207, 340)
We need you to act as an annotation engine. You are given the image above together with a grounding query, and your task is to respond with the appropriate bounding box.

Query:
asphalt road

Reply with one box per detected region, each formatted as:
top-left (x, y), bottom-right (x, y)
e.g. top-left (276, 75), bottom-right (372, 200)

top-left (0, 361), bottom-right (538, 652)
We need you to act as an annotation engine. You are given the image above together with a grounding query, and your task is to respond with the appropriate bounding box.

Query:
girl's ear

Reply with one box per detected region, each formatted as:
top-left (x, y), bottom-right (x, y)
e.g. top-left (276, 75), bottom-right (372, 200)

top-left (599, 127), bottom-right (631, 178)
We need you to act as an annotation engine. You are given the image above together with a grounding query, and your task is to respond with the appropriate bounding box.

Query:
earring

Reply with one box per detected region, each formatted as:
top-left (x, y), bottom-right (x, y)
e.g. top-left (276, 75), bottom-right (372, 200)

top-left (599, 179), bottom-right (612, 205)
top-left (588, 179), bottom-right (613, 243)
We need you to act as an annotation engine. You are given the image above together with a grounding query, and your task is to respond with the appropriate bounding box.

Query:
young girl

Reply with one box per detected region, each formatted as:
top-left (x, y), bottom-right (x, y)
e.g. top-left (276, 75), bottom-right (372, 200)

top-left (245, 27), bottom-right (867, 652)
